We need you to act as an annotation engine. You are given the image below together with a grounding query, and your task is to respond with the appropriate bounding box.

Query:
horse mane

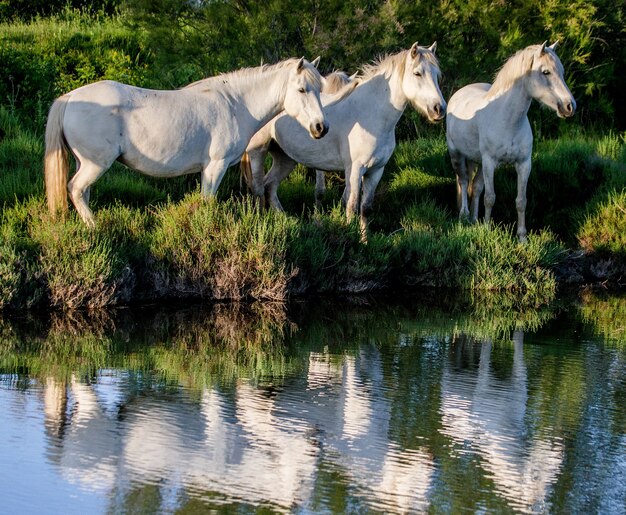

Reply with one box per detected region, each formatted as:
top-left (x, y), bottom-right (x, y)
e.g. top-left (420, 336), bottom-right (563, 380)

top-left (487, 45), bottom-right (563, 98)
top-left (184, 58), bottom-right (323, 93)
top-left (323, 71), bottom-right (352, 93)
top-left (320, 70), bottom-right (360, 106)
top-left (359, 47), bottom-right (439, 82)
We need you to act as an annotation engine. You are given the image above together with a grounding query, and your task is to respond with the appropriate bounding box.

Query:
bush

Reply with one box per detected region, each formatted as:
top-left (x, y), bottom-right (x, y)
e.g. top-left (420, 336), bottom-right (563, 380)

top-left (151, 195), bottom-right (298, 301)
top-left (578, 190), bottom-right (626, 256)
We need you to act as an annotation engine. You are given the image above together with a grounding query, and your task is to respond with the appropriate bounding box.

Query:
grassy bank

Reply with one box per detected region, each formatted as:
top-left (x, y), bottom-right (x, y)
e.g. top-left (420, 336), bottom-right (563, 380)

top-left (1, 102), bottom-right (625, 310)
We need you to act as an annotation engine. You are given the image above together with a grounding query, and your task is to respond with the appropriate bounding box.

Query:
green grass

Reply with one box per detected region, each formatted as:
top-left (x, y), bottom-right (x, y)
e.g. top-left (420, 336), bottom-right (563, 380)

top-left (0, 71), bottom-right (624, 311)
top-left (0, 192), bottom-right (569, 310)
top-left (578, 189), bottom-right (626, 256)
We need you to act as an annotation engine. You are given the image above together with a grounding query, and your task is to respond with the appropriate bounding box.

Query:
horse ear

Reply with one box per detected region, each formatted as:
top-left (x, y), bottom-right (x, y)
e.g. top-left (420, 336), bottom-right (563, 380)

top-left (311, 56), bottom-right (321, 69)
top-left (548, 40), bottom-right (559, 51)
top-left (428, 42), bottom-right (437, 54)
top-left (539, 41), bottom-right (548, 55)
top-left (410, 42), bottom-right (419, 59)
top-left (296, 57), bottom-right (305, 73)
top-left (349, 72), bottom-right (358, 81)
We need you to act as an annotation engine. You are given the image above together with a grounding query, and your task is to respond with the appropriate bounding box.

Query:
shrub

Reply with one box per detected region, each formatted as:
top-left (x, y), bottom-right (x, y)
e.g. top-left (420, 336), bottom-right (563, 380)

top-left (151, 195), bottom-right (298, 301)
top-left (578, 190), bottom-right (626, 256)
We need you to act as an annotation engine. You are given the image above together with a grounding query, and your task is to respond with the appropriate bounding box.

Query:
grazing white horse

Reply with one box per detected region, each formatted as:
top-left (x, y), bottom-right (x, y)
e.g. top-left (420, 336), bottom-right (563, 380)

top-left (242, 43), bottom-right (446, 237)
top-left (44, 58), bottom-right (328, 226)
top-left (446, 42), bottom-right (576, 241)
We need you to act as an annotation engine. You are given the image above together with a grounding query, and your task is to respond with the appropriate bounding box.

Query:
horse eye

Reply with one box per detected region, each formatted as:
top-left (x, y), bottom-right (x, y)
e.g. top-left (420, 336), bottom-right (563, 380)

top-left (414, 71), bottom-right (422, 77)
top-left (298, 87), bottom-right (306, 93)
top-left (542, 70), bottom-right (551, 76)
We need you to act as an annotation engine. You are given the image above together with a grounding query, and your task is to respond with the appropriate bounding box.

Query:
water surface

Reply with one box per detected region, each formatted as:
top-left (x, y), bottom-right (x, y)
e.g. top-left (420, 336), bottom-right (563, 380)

top-left (0, 294), bottom-right (624, 514)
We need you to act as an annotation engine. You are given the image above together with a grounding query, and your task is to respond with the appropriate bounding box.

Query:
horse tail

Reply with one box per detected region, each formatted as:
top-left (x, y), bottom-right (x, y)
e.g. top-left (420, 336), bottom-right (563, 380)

top-left (240, 151), bottom-right (253, 190)
top-left (44, 95), bottom-right (70, 218)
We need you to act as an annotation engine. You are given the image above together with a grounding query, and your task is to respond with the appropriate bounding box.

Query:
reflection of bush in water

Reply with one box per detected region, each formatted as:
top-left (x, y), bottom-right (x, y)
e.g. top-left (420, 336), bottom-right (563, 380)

top-left (287, 292), bottom-right (556, 350)
top-left (0, 295), bottom-right (559, 386)
top-left (391, 295), bottom-right (555, 343)
top-left (578, 291), bottom-right (626, 347)
top-left (0, 303), bottom-right (296, 386)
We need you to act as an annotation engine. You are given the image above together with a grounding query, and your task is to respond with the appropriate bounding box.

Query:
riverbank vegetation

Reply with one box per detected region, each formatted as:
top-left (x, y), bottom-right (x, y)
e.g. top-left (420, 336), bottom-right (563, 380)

top-left (0, 5), bottom-right (624, 311)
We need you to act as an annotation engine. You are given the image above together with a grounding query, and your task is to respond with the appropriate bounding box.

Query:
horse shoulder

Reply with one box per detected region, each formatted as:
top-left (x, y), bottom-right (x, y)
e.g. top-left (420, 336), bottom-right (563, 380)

top-left (448, 83), bottom-right (490, 117)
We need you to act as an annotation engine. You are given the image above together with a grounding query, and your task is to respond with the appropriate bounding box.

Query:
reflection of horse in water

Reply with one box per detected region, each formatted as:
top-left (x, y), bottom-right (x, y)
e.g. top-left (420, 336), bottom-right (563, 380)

top-left (43, 375), bottom-right (124, 493)
top-left (306, 347), bottom-right (434, 512)
top-left (39, 344), bottom-right (433, 512)
top-left (439, 330), bottom-right (564, 512)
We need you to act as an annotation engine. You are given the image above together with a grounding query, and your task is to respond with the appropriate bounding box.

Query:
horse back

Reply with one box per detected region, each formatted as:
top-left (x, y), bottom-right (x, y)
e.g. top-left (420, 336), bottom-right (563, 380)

top-left (61, 80), bottom-right (222, 171)
top-left (447, 83), bottom-right (491, 118)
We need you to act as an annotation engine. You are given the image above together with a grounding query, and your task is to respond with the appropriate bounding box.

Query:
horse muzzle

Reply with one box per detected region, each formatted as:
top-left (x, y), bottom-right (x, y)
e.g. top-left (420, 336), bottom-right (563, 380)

top-left (557, 99), bottom-right (576, 118)
top-left (310, 121), bottom-right (329, 139)
top-left (428, 102), bottom-right (446, 122)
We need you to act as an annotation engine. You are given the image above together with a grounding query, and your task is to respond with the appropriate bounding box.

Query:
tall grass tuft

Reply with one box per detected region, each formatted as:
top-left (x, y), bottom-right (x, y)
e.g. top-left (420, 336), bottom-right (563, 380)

top-left (151, 194), bottom-right (298, 301)
top-left (29, 204), bottom-right (132, 310)
top-left (288, 205), bottom-right (391, 293)
top-left (578, 190), bottom-right (626, 256)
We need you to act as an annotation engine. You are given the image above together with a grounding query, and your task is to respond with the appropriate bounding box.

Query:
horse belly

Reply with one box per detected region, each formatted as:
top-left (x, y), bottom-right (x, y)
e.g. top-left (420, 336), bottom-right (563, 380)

top-left (446, 116), bottom-right (482, 162)
top-left (274, 119), bottom-right (343, 171)
top-left (121, 104), bottom-right (214, 177)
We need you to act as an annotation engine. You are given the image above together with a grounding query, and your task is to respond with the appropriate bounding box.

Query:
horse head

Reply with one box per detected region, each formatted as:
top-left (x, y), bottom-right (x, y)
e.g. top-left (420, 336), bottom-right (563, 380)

top-left (526, 41), bottom-right (576, 118)
top-left (282, 57), bottom-right (329, 139)
top-left (402, 42), bottom-right (446, 122)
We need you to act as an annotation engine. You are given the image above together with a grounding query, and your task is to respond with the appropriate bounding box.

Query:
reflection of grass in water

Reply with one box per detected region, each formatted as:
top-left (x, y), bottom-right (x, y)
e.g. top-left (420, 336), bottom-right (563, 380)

top-left (0, 293), bottom-right (571, 386)
top-left (0, 303), bottom-right (297, 386)
top-left (393, 294), bottom-right (556, 342)
top-left (578, 291), bottom-right (626, 347)
top-left (0, 317), bottom-right (112, 381)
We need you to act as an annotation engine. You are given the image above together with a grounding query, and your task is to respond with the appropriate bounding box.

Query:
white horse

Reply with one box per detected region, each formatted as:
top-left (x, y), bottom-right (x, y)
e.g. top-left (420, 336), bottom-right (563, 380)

top-left (239, 69), bottom-right (358, 200)
top-left (44, 57), bottom-right (328, 226)
top-left (241, 43), bottom-right (446, 237)
top-left (446, 42), bottom-right (576, 241)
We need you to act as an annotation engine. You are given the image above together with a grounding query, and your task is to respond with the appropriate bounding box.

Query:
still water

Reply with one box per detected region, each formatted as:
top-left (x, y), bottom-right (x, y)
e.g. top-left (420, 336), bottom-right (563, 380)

top-left (0, 293), bottom-right (624, 514)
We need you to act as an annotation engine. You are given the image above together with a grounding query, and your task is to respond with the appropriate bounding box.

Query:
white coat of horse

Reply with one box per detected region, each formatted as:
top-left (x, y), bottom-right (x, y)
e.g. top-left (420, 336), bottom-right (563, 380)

top-left (44, 58), bottom-right (328, 226)
top-left (242, 43), bottom-right (446, 237)
top-left (446, 42), bottom-right (576, 241)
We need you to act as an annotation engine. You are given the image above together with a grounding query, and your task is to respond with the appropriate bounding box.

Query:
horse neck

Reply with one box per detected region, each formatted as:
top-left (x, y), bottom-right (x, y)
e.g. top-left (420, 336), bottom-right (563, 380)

top-left (359, 73), bottom-right (406, 130)
top-left (487, 78), bottom-right (532, 126)
top-left (227, 67), bottom-right (290, 127)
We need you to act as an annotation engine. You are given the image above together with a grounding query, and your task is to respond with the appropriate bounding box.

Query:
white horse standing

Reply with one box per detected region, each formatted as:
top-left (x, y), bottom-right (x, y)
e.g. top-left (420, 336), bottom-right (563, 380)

top-left (45, 58), bottom-right (328, 226)
top-left (242, 43), bottom-right (446, 237)
top-left (446, 42), bottom-right (576, 241)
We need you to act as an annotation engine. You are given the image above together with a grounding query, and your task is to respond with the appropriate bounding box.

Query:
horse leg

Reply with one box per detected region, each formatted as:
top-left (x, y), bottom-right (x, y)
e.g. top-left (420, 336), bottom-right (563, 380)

top-left (481, 157), bottom-right (497, 224)
top-left (359, 165), bottom-right (384, 242)
top-left (245, 145), bottom-right (270, 208)
top-left (314, 169), bottom-right (326, 210)
top-left (345, 162), bottom-right (366, 224)
top-left (341, 185), bottom-right (349, 209)
top-left (469, 162), bottom-right (483, 223)
top-left (67, 158), bottom-right (110, 227)
top-left (264, 150), bottom-right (297, 212)
top-left (450, 151), bottom-right (469, 219)
top-left (201, 158), bottom-right (229, 196)
top-left (515, 158), bottom-right (531, 242)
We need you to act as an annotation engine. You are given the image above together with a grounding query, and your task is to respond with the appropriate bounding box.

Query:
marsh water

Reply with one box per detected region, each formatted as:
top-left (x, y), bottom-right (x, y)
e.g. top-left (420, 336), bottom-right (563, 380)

top-left (0, 293), bottom-right (624, 514)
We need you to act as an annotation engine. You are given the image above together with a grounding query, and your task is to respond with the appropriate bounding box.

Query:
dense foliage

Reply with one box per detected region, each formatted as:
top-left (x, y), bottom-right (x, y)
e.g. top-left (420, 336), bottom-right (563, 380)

top-left (0, 0), bottom-right (624, 132)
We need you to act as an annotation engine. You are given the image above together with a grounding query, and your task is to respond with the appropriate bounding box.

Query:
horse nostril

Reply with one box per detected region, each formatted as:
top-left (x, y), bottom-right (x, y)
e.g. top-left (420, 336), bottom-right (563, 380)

top-left (434, 104), bottom-right (441, 116)
top-left (315, 122), bottom-right (322, 133)
top-left (566, 102), bottom-right (573, 113)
